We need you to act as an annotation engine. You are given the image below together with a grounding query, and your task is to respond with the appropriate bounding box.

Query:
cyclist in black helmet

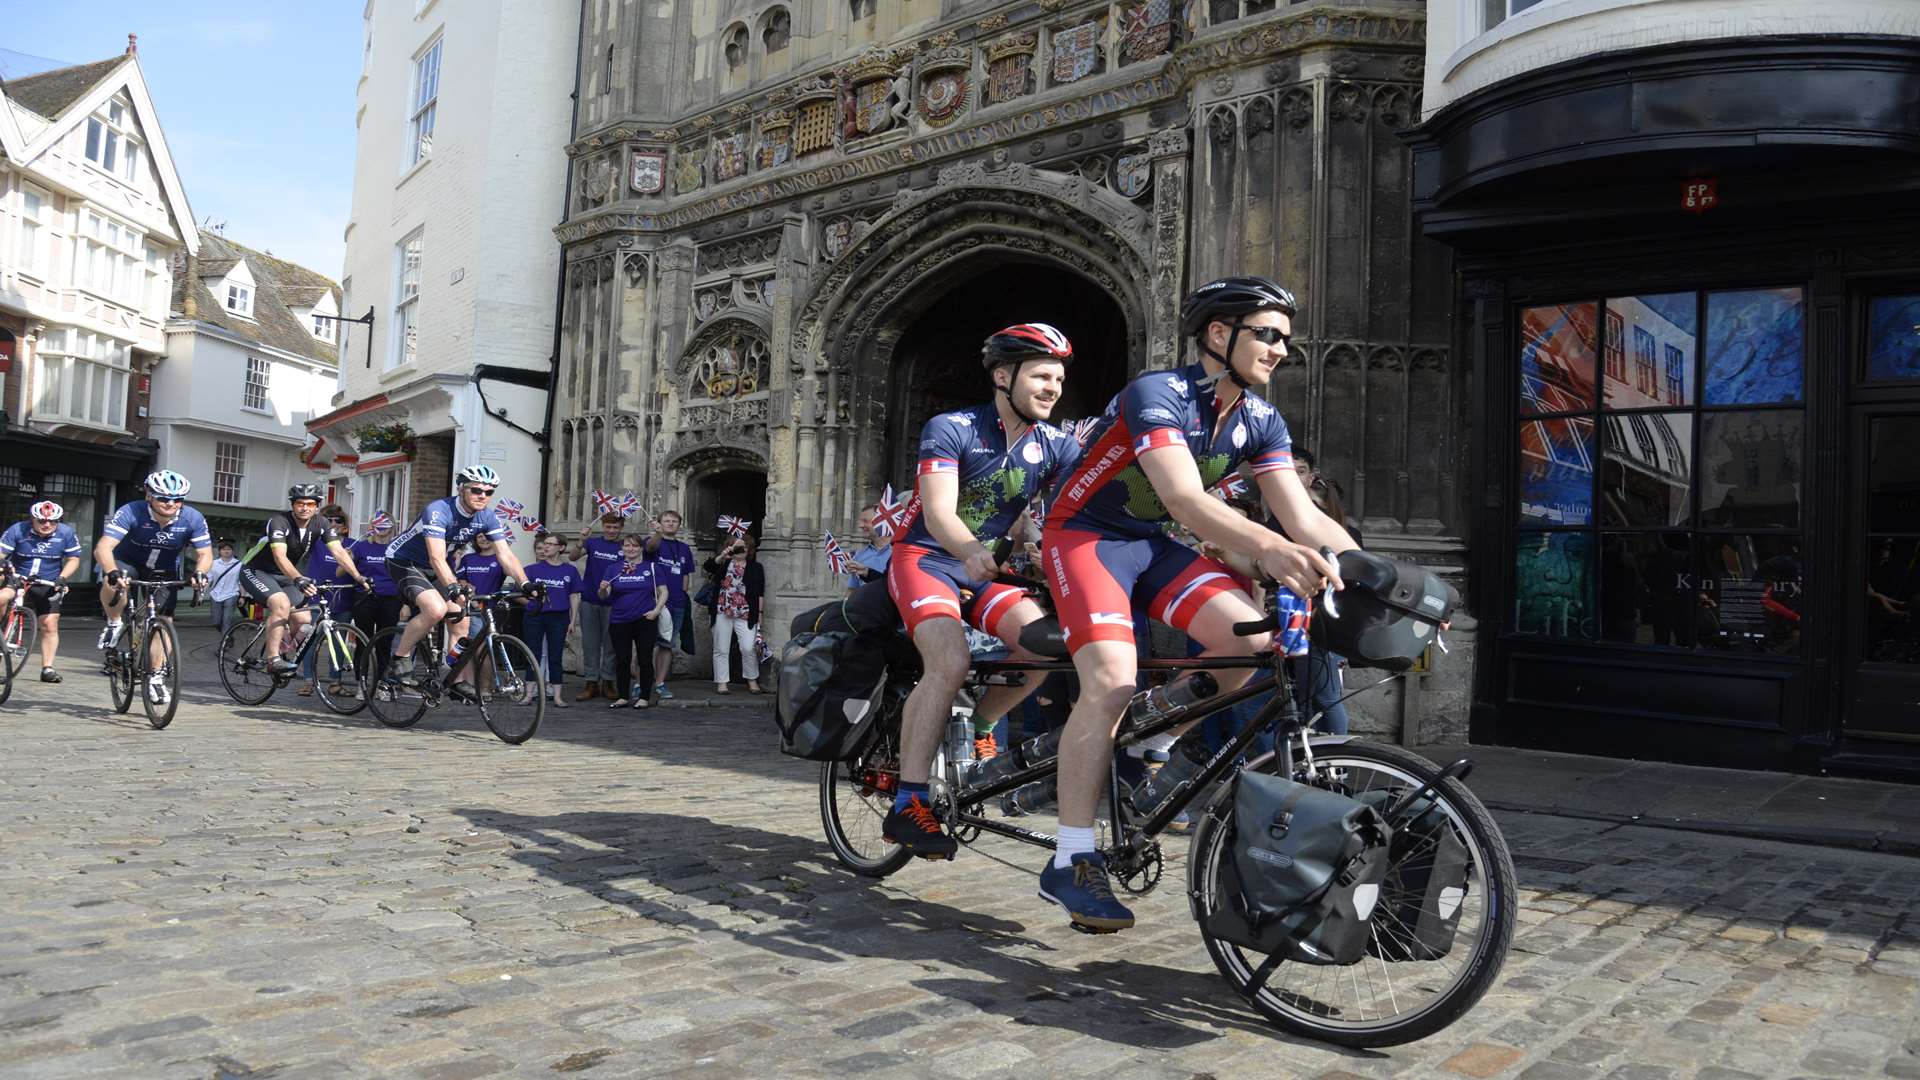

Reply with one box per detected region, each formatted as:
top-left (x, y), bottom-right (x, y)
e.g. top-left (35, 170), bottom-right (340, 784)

top-left (238, 483), bottom-right (372, 675)
top-left (1033, 276), bottom-right (1358, 933)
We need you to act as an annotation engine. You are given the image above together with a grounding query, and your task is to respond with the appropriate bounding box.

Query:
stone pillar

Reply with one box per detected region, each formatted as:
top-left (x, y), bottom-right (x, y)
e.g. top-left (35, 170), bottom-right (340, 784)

top-left (1147, 128), bottom-right (1191, 372)
top-left (649, 240), bottom-right (698, 505)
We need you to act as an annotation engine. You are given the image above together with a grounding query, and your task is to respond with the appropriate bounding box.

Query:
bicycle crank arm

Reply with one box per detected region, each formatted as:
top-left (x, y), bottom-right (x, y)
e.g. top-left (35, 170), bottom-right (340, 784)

top-left (953, 812), bottom-right (1056, 850)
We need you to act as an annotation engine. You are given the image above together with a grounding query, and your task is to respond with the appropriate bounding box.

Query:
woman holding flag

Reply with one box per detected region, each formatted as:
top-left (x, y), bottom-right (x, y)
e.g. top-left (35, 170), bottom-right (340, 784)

top-left (704, 523), bottom-right (765, 694)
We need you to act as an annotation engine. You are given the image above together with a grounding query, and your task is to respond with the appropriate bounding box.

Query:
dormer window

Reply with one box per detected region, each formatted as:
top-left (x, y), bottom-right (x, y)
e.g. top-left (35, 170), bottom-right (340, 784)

top-left (84, 96), bottom-right (143, 184)
top-left (312, 313), bottom-right (334, 342)
top-left (226, 283), bottom-right (254, 317)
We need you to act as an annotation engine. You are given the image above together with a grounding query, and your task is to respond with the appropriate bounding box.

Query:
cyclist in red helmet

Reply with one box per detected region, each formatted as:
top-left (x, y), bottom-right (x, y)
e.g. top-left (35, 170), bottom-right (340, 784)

top-left (0, 501), bottom-right (84, 682)
top-left (881, 322), bottom-right (1086, 860)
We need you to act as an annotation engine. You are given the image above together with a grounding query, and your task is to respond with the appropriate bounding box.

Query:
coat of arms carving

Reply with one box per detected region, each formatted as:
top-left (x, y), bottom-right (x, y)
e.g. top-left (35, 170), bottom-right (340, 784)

top-left (629, 150), bottom-right (665, 194)
top-left (756, 115), bottom-right (793, 170)
top-left (713, 131), bottom-right (749, 182)
top-left (919, 69), bottom-right (968, 127)
top-left (673, 145), bottom-right (705, 194)
top-left (579, 156), bottom-right (614, 205)
top-left (1113, 147), bottom-right (1153, 199)
top-left (1051, 21), bottom-right (1100, 84)
top-left (1120, 0), bottom-right (1174, 63)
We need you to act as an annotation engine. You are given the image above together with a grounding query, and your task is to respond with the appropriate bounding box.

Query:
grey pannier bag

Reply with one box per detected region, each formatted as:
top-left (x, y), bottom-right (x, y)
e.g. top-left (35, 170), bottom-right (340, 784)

top-left (773, 631), bottom-right (888, 761)
top-left (1355, 789), bottom-right (1471, 962)
top-left (1203, 771), bottom-right (1392, 965)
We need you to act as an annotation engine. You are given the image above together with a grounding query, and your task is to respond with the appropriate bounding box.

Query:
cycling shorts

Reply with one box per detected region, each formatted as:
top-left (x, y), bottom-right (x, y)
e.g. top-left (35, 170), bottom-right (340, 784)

top-left (1041, 528), bottom-right (1247, 654)
top-left (239, 568), bottom-right (309, 608)
top-left (885, 542), bottom-right (1029, 638)
top-left (384, 557), bottom-right (439, 606)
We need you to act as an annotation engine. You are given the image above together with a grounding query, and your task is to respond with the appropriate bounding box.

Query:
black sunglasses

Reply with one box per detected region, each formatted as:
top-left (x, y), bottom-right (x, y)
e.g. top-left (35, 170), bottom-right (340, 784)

top-left (464, 486), bottom-right (497, 496)
top-left (1234, 323), bottom-right (1291, 347)
top-left (151, 495), bottom-right (185, 505)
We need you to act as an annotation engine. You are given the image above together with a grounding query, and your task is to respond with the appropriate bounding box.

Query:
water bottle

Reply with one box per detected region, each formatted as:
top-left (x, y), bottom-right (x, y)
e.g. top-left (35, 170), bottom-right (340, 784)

top-left (1128, 735), bottom-right (1210, 816)
top-left (1001, 776), bottom-right (1057, 817)
top-left (945, 717), bottom-right (975, 771)
top-left (1122, 672), bottom-right (1219, 734)
top-left (971, 726), bottom-right (1068, 787)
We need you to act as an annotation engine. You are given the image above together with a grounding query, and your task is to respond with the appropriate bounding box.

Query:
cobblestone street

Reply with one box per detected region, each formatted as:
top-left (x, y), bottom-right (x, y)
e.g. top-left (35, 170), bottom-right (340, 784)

top-left (3, 625), bottom-right (1919, 1079)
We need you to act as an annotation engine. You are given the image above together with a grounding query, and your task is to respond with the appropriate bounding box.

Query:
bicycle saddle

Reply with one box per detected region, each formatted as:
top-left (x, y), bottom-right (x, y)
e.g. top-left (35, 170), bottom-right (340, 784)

top-left (1017, 616), bottom-right (1070, 659)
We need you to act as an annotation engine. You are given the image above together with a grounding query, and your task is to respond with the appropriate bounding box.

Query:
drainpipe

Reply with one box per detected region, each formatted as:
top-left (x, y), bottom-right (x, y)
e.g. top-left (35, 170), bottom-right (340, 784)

top-left (539, 0), bottom-right (589, 522)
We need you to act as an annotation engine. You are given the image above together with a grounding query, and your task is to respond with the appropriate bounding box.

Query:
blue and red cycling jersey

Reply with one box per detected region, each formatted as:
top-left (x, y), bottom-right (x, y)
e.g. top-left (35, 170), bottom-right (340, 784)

top-left (1045, 361), bottom-right (1294, 540)
top-left (896, 403), bottom-right (1083, 552)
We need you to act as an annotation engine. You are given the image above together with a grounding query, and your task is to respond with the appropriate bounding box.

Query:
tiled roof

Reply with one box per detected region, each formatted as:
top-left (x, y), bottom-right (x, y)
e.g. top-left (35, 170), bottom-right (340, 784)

top-left (1, 56), bottom-right (126, 120)
top-left (172, 230), bottom-right (341, 366)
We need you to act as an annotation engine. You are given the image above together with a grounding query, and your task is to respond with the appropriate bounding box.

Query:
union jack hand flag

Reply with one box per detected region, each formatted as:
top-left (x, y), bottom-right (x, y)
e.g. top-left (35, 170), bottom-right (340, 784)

top-left (1068, 417), bottom-right (1100, 445)
top-left (591, 489), bottom-right (618, 516)
top-left (718, 515), bottom-right (752, 538)
top-left (498, 499), bottom-right (525, 522)
top-left (368, 510), bottom-right (394, 533)
top-left (616, 490), bottom-right (642, 517)
top-left (519, 517), bottom-right (544, 534)
top-left (873, 484), bottom-right (914, 539)
top-left (500, 522), bottom-right (518, 543)
top-left (822, 532), bottom-right (852, 577)
top-left (1210, 472), bottom-right (1250, 501)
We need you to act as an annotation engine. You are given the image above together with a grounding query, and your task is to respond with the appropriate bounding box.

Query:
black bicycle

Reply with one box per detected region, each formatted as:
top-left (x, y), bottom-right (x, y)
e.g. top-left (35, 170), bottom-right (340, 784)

top-left (104, 576), bottom-right (199, 729)
top-left (215, 583), bottom-right (372, 714)
top-left (819, 583), bottom-right (1516, 1048)
top-left (365, 587), bottom-right (545, 744)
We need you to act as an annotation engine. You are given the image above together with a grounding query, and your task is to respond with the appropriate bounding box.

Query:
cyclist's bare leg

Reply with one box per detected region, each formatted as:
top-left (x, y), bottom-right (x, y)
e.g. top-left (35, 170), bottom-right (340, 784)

top-left (150, 616), bottom-right (175, 669)
top-left (1056, 639), bottom-right (1139, 830)
top-left (970, 599), bottom-right (1053, 734)
top-left (38, 613), bottom-right (59, 667)
top-left (395, 590), bottom-right (450, 656)
top-left (899, 616), bottom-right (971, 785)
top-left (0, 586), bottom-right (14, 610)
top-left (98, 583), bottom-right (127, 624)
top-left (449, 616), bottom-right (476, 686)
top-left (262, 593), bottom-right (296, 655)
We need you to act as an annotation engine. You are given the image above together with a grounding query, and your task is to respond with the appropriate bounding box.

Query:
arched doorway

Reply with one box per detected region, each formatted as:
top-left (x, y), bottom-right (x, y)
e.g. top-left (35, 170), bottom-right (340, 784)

top-left (887, 262), bottom-right (1130, 481)
top-left (685, 465), bottom-right (767, 548)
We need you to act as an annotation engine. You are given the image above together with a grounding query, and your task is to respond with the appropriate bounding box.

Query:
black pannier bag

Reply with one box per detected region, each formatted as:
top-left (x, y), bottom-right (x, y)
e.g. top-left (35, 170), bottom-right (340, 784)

top-left (773, 631), bottom-right (888, 761)
top-left (1202, 771), bottom-right (1391, 965)
top-left (1355, 789), bottom-right (1471, 962)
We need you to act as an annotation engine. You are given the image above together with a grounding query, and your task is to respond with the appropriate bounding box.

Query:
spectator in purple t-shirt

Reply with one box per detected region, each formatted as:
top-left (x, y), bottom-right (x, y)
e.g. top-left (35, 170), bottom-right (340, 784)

top-left (574, 512), bottom-right (627, 700)
top-left (597, 535), bottom-right (667, 709)
top-left (643, 509), bottom-right (696, 701)
top-left (521, 532), bottom-right (583, 707)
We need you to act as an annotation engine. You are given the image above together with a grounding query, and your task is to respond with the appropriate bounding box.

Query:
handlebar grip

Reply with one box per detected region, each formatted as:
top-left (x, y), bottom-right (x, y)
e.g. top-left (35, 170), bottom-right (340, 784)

top-left (1232, 615), bottom-right (1279, 637)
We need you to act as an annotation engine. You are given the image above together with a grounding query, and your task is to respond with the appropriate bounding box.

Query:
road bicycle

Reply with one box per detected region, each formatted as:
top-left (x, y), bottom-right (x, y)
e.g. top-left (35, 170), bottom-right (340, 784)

top-left (103, 576), bottom-right (200, 730)
top-left (0, 574), bottom-right (60, 705)
top-left (818, 579), bottom-right (1516, 1048)
top-left (366, 586), bottom-right (545, 744)
top-left (215, 583), bottom-right (373, 715)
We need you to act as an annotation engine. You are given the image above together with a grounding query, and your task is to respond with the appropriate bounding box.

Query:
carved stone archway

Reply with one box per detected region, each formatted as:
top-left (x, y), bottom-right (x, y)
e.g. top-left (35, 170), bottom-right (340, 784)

top-left (656, 310), bottom-right (774, 513)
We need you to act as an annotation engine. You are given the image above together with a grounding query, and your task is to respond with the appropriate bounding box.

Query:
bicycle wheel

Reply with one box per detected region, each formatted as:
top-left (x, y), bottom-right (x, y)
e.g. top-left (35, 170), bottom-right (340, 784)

top-left (216, 620), bottom-right (279, 706)
top-left (1190, 740), bottom-right (1517, 1048)
top-left (107, 625), bottom-right (136, 714)
top-left (819, 706), bottom-right (914, 877)
top-left (0, 641), bottom-right (13, 706)
top-left (2, 607), bottom-right (33, 679)
top-left (474, 634), bottom-right (543, 744)
top-left (141, 621), bottom-right (180, 729)
top-left (365, 626), bottom-right (429, 729)
top-left (313, 623), bottom-right (372, 716)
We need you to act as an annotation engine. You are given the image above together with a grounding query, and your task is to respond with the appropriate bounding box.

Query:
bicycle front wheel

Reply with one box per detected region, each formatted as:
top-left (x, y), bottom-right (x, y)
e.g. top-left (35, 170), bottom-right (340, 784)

top-left (217, 620), bottom-right (279, 706)
top-left (1190, 740), bottom-right (1517, 1048)
top-left (313, 623), bottom-right (372, 716)
top-left (142, 621), bottom-right (180, 729)
top-left (365, 627), bottom-right (429, 729)
top-left (107, 626), bottom-right (136, 714)
top-left (819, 707), bottom-right (913, 877)
top-left (2, 607), bottom-right (33, 679)
top-left (474, 634), bottom-right (543, 744)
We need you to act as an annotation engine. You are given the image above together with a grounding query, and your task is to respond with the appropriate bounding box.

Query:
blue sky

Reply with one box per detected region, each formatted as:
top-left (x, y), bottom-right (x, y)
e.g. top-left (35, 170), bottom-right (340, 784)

top-left (2, 5), bottom-right (359, 279)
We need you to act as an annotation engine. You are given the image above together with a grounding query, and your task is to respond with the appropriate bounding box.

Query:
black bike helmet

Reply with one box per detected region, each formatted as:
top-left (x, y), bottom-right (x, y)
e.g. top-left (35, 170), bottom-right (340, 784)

top-left (288, 483), bottom-right (324, 502)
top-left (1180, 276), bottom-right (1298, 388)
top-left (1313, 550), bottom-right (1458, 672)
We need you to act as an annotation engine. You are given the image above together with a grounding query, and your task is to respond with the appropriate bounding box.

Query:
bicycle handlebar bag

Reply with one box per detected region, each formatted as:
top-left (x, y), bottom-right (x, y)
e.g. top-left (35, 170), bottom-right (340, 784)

top-left (1314, 550), bottom-right (1459, 671)
top-left (1201, 770), bottom-right (1391, 965)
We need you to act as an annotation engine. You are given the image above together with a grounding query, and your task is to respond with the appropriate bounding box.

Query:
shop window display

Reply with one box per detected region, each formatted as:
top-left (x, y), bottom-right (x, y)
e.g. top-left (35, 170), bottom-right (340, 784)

top-left (1867, 295), bottom-right (1920, 382)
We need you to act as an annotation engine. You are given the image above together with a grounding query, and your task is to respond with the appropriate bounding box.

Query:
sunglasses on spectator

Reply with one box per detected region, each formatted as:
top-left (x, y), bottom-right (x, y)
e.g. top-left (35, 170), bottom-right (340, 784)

top-left (1234, 324), bottom-right (1290, 347)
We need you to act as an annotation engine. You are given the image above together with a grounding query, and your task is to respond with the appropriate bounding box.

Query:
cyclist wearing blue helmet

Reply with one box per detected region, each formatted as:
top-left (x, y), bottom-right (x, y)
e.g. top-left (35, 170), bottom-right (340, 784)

top-left (381, 465), bottom-right (537, 681)
top-left (95, 470), bottom-right (214, 704)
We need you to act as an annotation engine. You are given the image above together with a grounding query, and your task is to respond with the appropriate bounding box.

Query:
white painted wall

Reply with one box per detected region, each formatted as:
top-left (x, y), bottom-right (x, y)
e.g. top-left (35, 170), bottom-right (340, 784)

top-left (1425, 0), bottom-right (1920, 119)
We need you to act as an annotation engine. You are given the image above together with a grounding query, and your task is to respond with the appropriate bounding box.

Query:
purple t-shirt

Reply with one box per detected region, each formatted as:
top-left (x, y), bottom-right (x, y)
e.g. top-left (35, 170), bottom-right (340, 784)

top-left (524, 561), bottom-right (582, 614)
top-left (579, 536), bottom-right (623, 606)
top-left (603, 559), bottom-right (660, 623)
top-left (457, 551), bottom-right (505, 595)
top-left (651, 537), bottom-right (695, 610)
top-left (348, 539), bottom-right (398, 597)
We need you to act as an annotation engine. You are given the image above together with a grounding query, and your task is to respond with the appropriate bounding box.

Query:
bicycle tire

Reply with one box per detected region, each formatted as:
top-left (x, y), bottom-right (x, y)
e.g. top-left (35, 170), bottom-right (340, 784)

top-left (1189, 740), bottom-right (1517, 1048)
top-left (2, 607), bottom-right (32, 679)
top-left (141, 621), bottom-right (180, 729)
top-left (819, 708), bottom-right (914, 877)
top-left (313, 623), bottom-right (372, 716)
top-left (107, 626), bottom-right (136, 714)
top-left (474, 633), bottom-right (543, 744)
top-left (0, 640), bottom-right (13, 706)
top-left (365, 626), bottom-right (429, 729)
top-left (216, 620), bottom-right (279, 706)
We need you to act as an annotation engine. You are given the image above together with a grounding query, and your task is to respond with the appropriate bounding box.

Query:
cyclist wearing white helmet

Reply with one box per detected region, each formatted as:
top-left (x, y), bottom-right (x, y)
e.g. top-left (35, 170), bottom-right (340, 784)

top-left (238, 483), bottom-right (373, 675)
top-left (0, 501), bottom-right (84, 682)
top-left (381, 465), bottom-right (536, 682)
top-left (95, 471), bottom-right (215, 702)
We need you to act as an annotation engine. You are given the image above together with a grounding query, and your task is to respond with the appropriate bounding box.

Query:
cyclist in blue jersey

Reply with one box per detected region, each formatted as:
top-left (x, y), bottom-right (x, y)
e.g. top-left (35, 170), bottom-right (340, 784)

top-left (880, 323), bottom-right (1085, 859)
top-left (95, 470), bottom-right (215, 703)
top-left (1034, 277), bottom-right (1358, 932)
top-left (382, 465), bottom-right (536, 680)
top-left (0, 501), bottom-right (84, 682)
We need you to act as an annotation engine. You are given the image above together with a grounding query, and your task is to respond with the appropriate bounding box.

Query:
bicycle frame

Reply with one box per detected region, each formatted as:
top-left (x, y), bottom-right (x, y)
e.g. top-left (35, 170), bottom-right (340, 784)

top-left (426, 591), bottom-right (521, 693)
top-left (261, 584), bottom-right (364, 674)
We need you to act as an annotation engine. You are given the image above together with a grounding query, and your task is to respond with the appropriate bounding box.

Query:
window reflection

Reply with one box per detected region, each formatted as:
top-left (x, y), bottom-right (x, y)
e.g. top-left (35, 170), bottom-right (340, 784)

top-left (1697, 535), bottom-right (1802, 654)
top-left (1601, 411), bottom-right (1692, 527)
top-left (1604, 293), bottom-right (1696, 408)
top-left (1705, 288), bottom-right (1804, 405)
top-left (1515, 531), bottom-right (1596, 639)
top-left (1519, 303), bottom-right (1597, 415)
top-left (1519, 416), bottom-right (1594, 525)
top-left (1867, 296), bottom-right (1920, 382)
top-left (1699, 412), bottom-right (1802, 529)
top-left (1599, 532), bottom-right (1693, 646)
top-left (1867, 538), bottom-right (1920, 664)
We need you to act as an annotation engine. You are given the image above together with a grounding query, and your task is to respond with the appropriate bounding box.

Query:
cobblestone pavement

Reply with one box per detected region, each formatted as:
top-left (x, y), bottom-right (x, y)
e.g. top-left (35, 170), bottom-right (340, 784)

top-left (3, 626), bottom-right (1919, 1079)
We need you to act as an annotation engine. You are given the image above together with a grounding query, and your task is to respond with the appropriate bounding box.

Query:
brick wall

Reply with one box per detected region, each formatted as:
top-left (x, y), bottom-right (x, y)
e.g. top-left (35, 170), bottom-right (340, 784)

top-left (409, 432), bottom-right (454, 510)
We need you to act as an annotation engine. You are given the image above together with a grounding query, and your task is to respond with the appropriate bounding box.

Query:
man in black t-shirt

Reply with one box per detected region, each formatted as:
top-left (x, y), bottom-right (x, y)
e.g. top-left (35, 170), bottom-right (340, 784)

top-left (239, 484), bottom-right (370, 674)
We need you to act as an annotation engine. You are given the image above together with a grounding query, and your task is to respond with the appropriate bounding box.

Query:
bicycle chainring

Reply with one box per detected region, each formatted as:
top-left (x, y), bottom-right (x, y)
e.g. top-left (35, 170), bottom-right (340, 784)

top-left (1113, 842), bottom-right (1164, 896)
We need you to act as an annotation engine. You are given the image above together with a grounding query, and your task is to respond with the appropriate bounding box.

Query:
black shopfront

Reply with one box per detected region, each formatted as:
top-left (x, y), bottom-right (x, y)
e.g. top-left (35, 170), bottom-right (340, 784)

top-left (1410, 37), bottom-right (1920, 776)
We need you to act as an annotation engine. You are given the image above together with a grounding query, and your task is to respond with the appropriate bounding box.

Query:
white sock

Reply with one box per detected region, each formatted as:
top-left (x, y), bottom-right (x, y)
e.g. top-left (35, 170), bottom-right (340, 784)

top-left (1054, 825), bottom-right (1096, 869)
top-left (105, 619), bottom-right (122, 628)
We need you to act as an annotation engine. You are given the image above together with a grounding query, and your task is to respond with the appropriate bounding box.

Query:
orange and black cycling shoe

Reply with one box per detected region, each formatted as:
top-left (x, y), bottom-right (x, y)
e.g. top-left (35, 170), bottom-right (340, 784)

top-left (973, 734), bottom-right (999, 762)
top-left (882, 794), bottom-right (958, 860)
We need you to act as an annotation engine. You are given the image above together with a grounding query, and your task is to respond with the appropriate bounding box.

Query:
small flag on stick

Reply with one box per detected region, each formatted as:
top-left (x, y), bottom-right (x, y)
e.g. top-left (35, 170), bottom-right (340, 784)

top-left (498, 499), bottom-right (525, 522)
top-left (368, 510), bottom-right (394, 536)
top-left (874, 484), bottom-right (914, 538)
top-left (718, 515), bottom-right (752, 538)
top-left (616, 491), bottom-right (641, 518)
top-left (823, 532), bottom-right (852, 577)
top-left (1210, 472), bottom-right (1250, 501)
top-left (591, 489), bottom-right (618, 516)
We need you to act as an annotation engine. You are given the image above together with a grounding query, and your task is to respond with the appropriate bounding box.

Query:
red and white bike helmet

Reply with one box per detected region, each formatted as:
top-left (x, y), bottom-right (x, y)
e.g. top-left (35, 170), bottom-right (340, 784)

top-left (28, 501), bottom-right (64, 522)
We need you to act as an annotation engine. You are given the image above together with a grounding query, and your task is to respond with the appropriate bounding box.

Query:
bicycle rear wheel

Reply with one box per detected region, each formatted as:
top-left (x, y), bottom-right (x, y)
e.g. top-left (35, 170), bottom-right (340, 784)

top-left (0, 640), bottom-right (13, 706)
top-left (107, 627), bottom-right (136, 714)
top-left (819, 707), bottom-right (913, 877)
top-left (474, 634), bottom-right (543, 744)
top-left (313, 623), bottom-right (372, 716)
top-left (1190, 740), bottom-right (1516, 1048)
top-left (216, 620), bottom-right (279, 706)
top-left (365, 626), bottom-right (429, 729)
top-left (2, 607), bottom-right (32, 679)
top-left (142, 621), bottom-right (180, 729)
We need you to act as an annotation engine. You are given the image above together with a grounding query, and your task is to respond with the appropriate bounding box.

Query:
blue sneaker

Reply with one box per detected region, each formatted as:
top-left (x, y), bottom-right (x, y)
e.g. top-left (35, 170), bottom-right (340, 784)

top-left (655, 684), bottom-right (674, 700)
top-left (1038, 852), bottom-right (1135, 933)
